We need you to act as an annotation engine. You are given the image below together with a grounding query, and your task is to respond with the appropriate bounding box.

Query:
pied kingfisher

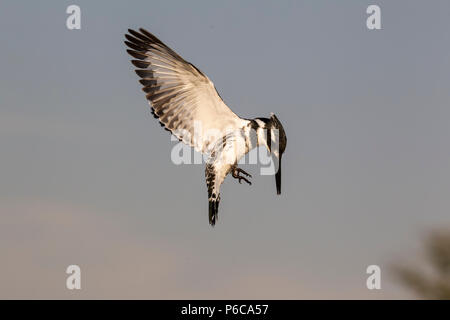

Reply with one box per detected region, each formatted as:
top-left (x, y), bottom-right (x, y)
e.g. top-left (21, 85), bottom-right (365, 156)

top-left (125, 28), bottom-right (287, 226)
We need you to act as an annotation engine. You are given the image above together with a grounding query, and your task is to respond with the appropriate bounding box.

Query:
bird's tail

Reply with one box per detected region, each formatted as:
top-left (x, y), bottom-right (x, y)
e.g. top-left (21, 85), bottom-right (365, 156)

top-left (208, 196), bottom-right (220, 227)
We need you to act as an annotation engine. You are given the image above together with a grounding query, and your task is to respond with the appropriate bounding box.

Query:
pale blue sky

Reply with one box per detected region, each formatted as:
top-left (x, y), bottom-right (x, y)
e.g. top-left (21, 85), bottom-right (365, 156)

top-left (1, 0), bottom-right (450, 298)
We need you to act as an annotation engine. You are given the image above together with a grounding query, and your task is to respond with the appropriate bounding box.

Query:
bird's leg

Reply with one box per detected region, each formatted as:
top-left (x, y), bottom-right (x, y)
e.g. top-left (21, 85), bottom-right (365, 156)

top-left (231, 166), bottom-right (252, 185)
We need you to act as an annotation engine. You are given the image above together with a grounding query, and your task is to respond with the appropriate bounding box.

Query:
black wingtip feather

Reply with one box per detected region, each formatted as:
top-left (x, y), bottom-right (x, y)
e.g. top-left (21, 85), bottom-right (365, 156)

top-left (131, 60), bottom-right (151, 68)
top-left (139, 28), bottom-right (162, 44)
top-left (150, 109), bottom-right (159, 119)
top-left (125, 41), bottom-right (146, 52)
top-left (127, 49), bottom-right (148, 60)
top-left (125, 34), bottom-right (151, 50)
top-left (135, 69), bottom-right (154, 78)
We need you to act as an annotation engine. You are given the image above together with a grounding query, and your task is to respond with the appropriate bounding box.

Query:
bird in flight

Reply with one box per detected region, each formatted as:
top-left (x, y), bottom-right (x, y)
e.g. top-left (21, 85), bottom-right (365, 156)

top-left (125, 28), bottom-right (287, 226)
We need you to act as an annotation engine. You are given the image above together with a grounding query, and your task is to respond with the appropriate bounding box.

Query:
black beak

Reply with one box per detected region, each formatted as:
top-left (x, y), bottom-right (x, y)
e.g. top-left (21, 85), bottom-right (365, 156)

top-left (275, 154), bottom-right (282, 195)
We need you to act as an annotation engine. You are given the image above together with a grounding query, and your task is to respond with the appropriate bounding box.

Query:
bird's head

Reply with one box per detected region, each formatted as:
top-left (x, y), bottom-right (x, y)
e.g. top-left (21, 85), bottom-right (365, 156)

top-left (267, 113), bottom-right (287, 195)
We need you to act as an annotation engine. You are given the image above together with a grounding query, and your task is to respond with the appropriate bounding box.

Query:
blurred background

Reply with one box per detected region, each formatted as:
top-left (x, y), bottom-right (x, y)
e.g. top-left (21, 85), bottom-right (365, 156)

top-left (1, 0), bottom-right (449, 299)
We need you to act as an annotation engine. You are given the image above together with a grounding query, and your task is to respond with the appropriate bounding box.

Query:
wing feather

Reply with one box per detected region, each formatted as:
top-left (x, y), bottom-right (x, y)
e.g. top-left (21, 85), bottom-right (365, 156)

top-left (125, 28), bottom-right (246, 153)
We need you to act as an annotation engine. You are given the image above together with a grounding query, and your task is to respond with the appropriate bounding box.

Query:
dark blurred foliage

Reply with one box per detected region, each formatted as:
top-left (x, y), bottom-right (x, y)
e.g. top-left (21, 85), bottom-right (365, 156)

top-left (392, 229), bottom-right (450, 299)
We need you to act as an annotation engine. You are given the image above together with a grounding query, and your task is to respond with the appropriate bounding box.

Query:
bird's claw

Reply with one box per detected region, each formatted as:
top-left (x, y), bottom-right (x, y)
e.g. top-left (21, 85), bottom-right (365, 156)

top-left (232, 167), bottom-right (252, 185)
top-left (236, 168), bottom-right (252, 178)
top-left (238, 176), bottom-right (252, 185)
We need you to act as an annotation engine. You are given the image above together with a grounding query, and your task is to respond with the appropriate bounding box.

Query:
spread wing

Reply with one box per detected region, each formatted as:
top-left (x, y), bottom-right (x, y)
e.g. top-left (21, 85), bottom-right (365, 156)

top-left (125, 28), bottom-right (245, 154)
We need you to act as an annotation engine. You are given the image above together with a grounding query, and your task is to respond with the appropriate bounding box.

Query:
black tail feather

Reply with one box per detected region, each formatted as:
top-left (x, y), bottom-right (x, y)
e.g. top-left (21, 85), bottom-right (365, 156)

top-left (208, 199), bottom-right (219, 226)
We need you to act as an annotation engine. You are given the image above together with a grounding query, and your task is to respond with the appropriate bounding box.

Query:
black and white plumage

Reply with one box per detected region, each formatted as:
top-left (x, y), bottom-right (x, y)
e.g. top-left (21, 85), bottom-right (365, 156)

top-left (125, 28), bottom-right (287, 226)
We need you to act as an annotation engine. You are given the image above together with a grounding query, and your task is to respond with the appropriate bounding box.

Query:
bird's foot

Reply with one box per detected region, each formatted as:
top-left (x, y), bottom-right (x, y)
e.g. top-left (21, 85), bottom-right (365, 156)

top-left (232, 167), bottom-right (252, 185)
